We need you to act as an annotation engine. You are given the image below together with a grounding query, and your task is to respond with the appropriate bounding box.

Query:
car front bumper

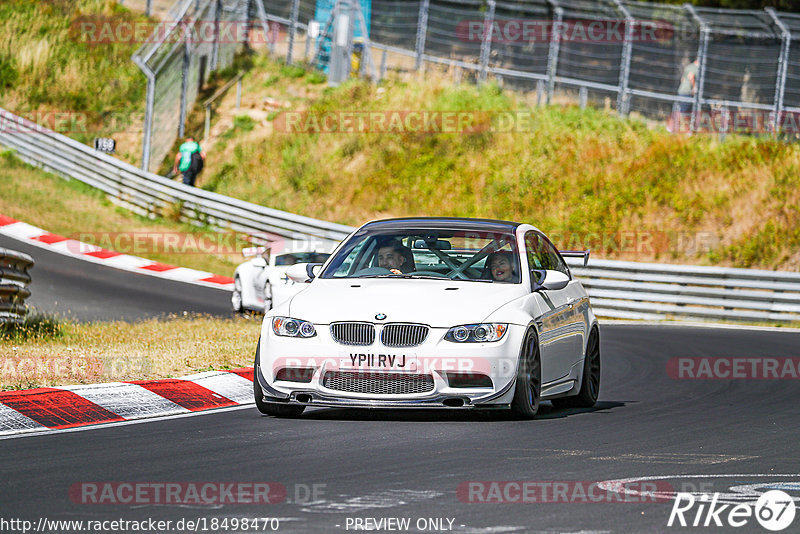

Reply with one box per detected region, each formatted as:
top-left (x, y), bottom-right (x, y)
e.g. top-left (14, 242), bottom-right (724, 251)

top-left (256, 323), bottom-right (526, 409)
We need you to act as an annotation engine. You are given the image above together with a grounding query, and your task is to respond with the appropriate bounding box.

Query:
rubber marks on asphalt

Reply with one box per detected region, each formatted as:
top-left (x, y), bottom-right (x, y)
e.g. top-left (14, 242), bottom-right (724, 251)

top-left (0, 214), bottom-right (234, 290)
top-left (0, 369), bottom-right (255, 436)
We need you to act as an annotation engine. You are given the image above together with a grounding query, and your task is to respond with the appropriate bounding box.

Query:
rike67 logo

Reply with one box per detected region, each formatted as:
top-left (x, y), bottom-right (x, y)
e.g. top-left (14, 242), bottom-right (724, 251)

top-left (668, 490), bottom-right (796, 531)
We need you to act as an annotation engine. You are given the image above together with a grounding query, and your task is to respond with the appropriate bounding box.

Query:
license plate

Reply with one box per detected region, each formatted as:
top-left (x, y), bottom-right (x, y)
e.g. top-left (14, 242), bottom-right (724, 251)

top-left (339, 352), bottom-right (417, 371)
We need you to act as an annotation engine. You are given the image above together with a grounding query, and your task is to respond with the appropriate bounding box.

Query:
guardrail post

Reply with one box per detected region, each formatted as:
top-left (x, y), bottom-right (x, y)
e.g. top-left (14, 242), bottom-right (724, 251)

top-left (414, 0), bottom-right (430, 71)
top-left (478, 0), bottom-right (496, 83)
top-left (766, 8), bottom-right (790, 136)
top-left (546, 5), bottom-right (563, 104)
top-left (613, 0), bottom-right (634, 115)
top-left (685, 5), bottom-right (708, 133)
top-left (0, 248), bottom-right (34, 325)
top-left (287, 0), bottom-right (301, 64)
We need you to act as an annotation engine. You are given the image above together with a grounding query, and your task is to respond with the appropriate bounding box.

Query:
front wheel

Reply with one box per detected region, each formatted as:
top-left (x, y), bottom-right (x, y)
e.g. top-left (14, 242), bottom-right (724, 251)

top-left (552, 327), bottom-right (600, 409)
top-left (510, 329), bottom-right (541, 419)
top-left (231, 276), bottom-right (243, 313)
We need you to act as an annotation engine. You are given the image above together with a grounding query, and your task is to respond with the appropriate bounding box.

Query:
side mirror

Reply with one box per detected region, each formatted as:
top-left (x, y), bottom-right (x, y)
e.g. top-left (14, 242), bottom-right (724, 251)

top-left (242, 246), bottom-right (266, 258)
top-left (531, 270), bottom-right (570, 291)
top-left (251, 256), bottom-right (267, 267)
top-left (286, 263), bottom-right (323, 283)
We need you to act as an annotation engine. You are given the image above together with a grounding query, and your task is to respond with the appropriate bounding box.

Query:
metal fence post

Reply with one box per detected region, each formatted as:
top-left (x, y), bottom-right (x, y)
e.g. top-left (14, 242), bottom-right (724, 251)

top-left (766, 8), bottom-right (790, 135)
top-left (178, 24), bottom-right (191, 138)
top-left (133, 56), bottom-right (155, 171)
top-left (414, 0), bottom-right (430, 71)
top-left (254, 0), bottom-right (273, 54)
top-left (613, 0), bottom-right (634, 115)
top-left (210, 0), bottom-right (221, 72)
top-left (546, 6), bottom-right (563, 104)
top-left (287, 0), bottom-right (300, 64)
top-left (146, 0), bottom-right (152, 16)
top-left (478, 0), bottom-right (496, 83)
top-left (685, 5), bottom-right (708, 133)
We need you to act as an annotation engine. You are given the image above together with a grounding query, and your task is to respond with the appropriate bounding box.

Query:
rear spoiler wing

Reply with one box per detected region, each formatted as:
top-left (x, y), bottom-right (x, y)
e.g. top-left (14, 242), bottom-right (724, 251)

top-left (559, 250), bottom-right (590, 267)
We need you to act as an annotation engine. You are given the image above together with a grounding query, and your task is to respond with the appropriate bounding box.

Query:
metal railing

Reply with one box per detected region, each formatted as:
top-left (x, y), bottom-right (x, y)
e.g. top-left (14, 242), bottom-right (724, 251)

top-left (203, 72), bottom-right (244, 140)
top-left (0, 107), bottom-right (352, 250)
top-left (566, 258), bottom-right (800, 323)
top-left (0, 248), bottom-right (34, 324)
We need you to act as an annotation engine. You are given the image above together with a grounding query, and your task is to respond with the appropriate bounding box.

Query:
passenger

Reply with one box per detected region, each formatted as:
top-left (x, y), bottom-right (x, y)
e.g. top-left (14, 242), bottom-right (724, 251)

top-left (487, 251), bottom-right (517, 282)
top-left (377, 239), bottom-right (413, 273)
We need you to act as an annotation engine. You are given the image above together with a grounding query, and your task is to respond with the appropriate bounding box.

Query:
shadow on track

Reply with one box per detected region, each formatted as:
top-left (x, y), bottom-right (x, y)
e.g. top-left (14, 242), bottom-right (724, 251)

top-left (260, 400), bottom-right (627, 422)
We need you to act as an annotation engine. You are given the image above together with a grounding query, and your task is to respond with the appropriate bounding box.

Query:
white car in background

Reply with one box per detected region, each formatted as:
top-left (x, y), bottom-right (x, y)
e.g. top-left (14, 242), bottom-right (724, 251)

top-left (231, 246), bottom-right (331, 313)
top-left (253, 217), bottom-right (599, 419)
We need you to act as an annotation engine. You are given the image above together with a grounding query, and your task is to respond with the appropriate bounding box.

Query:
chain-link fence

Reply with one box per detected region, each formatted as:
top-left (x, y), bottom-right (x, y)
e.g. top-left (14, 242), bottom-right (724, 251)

top-left (132, 0), bottom-right (248, 172)
top-left (259, 0), bottom-right (800, 135)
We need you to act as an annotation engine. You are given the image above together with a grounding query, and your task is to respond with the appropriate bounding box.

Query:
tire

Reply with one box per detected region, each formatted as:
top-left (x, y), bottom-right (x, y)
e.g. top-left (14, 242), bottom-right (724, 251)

top-left (253, 340), bottom-right (305, 417)
top-left (231, 276), bottom-right (243, 313)
top-left (510, 329), bottom-right (541, 419)
top-left (263, 281), bottom-right (273, 312)
top-left (552, 327), bottom-right (600, 409)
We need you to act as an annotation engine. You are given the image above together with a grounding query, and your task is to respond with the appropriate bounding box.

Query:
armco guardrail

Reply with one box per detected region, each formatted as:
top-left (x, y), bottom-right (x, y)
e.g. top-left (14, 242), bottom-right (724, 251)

top-left (0, 107), bottom-right (353, 250)
top-left (0, 247), bottom-right (34, 324)
top-left (566, 258), bottom-right (800, 323)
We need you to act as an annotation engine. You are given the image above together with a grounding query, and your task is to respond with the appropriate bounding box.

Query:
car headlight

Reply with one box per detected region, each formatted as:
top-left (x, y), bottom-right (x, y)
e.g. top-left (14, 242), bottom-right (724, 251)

top-left (444, 323), bottom-right (507, 343)
top-left (272, 317), bottom-right (316, 338)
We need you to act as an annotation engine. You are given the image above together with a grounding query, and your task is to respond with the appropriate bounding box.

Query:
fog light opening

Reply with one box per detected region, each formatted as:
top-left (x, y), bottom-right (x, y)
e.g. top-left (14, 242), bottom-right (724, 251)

top-left (443, 397), bottom-right (465, 407)
top-left (295, 394), bottom-right (312, 404)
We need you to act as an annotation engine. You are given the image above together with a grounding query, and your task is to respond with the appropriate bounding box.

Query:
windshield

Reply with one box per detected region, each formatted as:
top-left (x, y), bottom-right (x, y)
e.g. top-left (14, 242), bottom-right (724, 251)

top-left (275, 252), bottom-right (330, 266)
top-left (321, 228), bottom-right (521, 283)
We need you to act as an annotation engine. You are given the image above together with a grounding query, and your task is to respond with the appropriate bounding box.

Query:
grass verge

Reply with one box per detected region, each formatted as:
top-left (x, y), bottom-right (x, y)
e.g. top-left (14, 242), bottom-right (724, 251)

top-left (0, 314), bottom-right (260, 390)
top-left (0, 0), bottom-right (149, 165)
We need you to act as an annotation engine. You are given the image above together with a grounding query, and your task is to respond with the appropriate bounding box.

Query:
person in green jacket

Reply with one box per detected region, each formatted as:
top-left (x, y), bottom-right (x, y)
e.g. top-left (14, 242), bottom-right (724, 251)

top-left (172, 137), bottom-right (206, 186)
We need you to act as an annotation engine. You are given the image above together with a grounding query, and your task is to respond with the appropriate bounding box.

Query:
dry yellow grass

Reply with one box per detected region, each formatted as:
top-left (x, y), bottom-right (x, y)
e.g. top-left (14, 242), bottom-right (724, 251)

top-left (0, 315), bottom-right (261, 390)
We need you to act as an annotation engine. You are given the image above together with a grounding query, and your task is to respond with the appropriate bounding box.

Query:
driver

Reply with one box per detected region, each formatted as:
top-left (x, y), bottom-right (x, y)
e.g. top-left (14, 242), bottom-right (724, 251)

top-left (377, 239), bottom-right (412, 273)
top-left (487, 251), bottom-right (517, 282)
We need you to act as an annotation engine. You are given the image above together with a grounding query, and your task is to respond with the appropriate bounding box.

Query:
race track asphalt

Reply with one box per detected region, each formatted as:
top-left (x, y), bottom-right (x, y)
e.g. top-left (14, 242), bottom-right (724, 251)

top-left (1, 324), bottom-right (798, 533)
top-left (0, 234), bottom-right (231, 321)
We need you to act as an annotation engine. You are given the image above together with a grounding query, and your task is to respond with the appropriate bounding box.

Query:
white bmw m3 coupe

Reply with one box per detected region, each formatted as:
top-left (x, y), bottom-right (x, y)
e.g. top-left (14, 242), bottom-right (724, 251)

top-left (253, 217), bottom-right (599, 419)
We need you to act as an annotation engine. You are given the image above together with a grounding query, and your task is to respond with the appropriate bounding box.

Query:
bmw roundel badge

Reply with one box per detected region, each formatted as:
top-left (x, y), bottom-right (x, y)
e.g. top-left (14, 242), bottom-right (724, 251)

top-left (375, 313), bottom-right (387, 320)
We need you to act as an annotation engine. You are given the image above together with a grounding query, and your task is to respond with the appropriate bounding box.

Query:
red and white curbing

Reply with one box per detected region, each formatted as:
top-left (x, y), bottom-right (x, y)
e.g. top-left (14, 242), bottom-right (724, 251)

top-left (0, 214), bottom-right (234, 290)
top-left (0, 368), bottom-right (255, 436)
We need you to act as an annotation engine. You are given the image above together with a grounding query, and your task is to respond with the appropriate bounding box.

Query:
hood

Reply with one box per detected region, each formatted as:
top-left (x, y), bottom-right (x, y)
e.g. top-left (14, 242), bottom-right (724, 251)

top-left (288, 278), bottom-right (526, 327)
